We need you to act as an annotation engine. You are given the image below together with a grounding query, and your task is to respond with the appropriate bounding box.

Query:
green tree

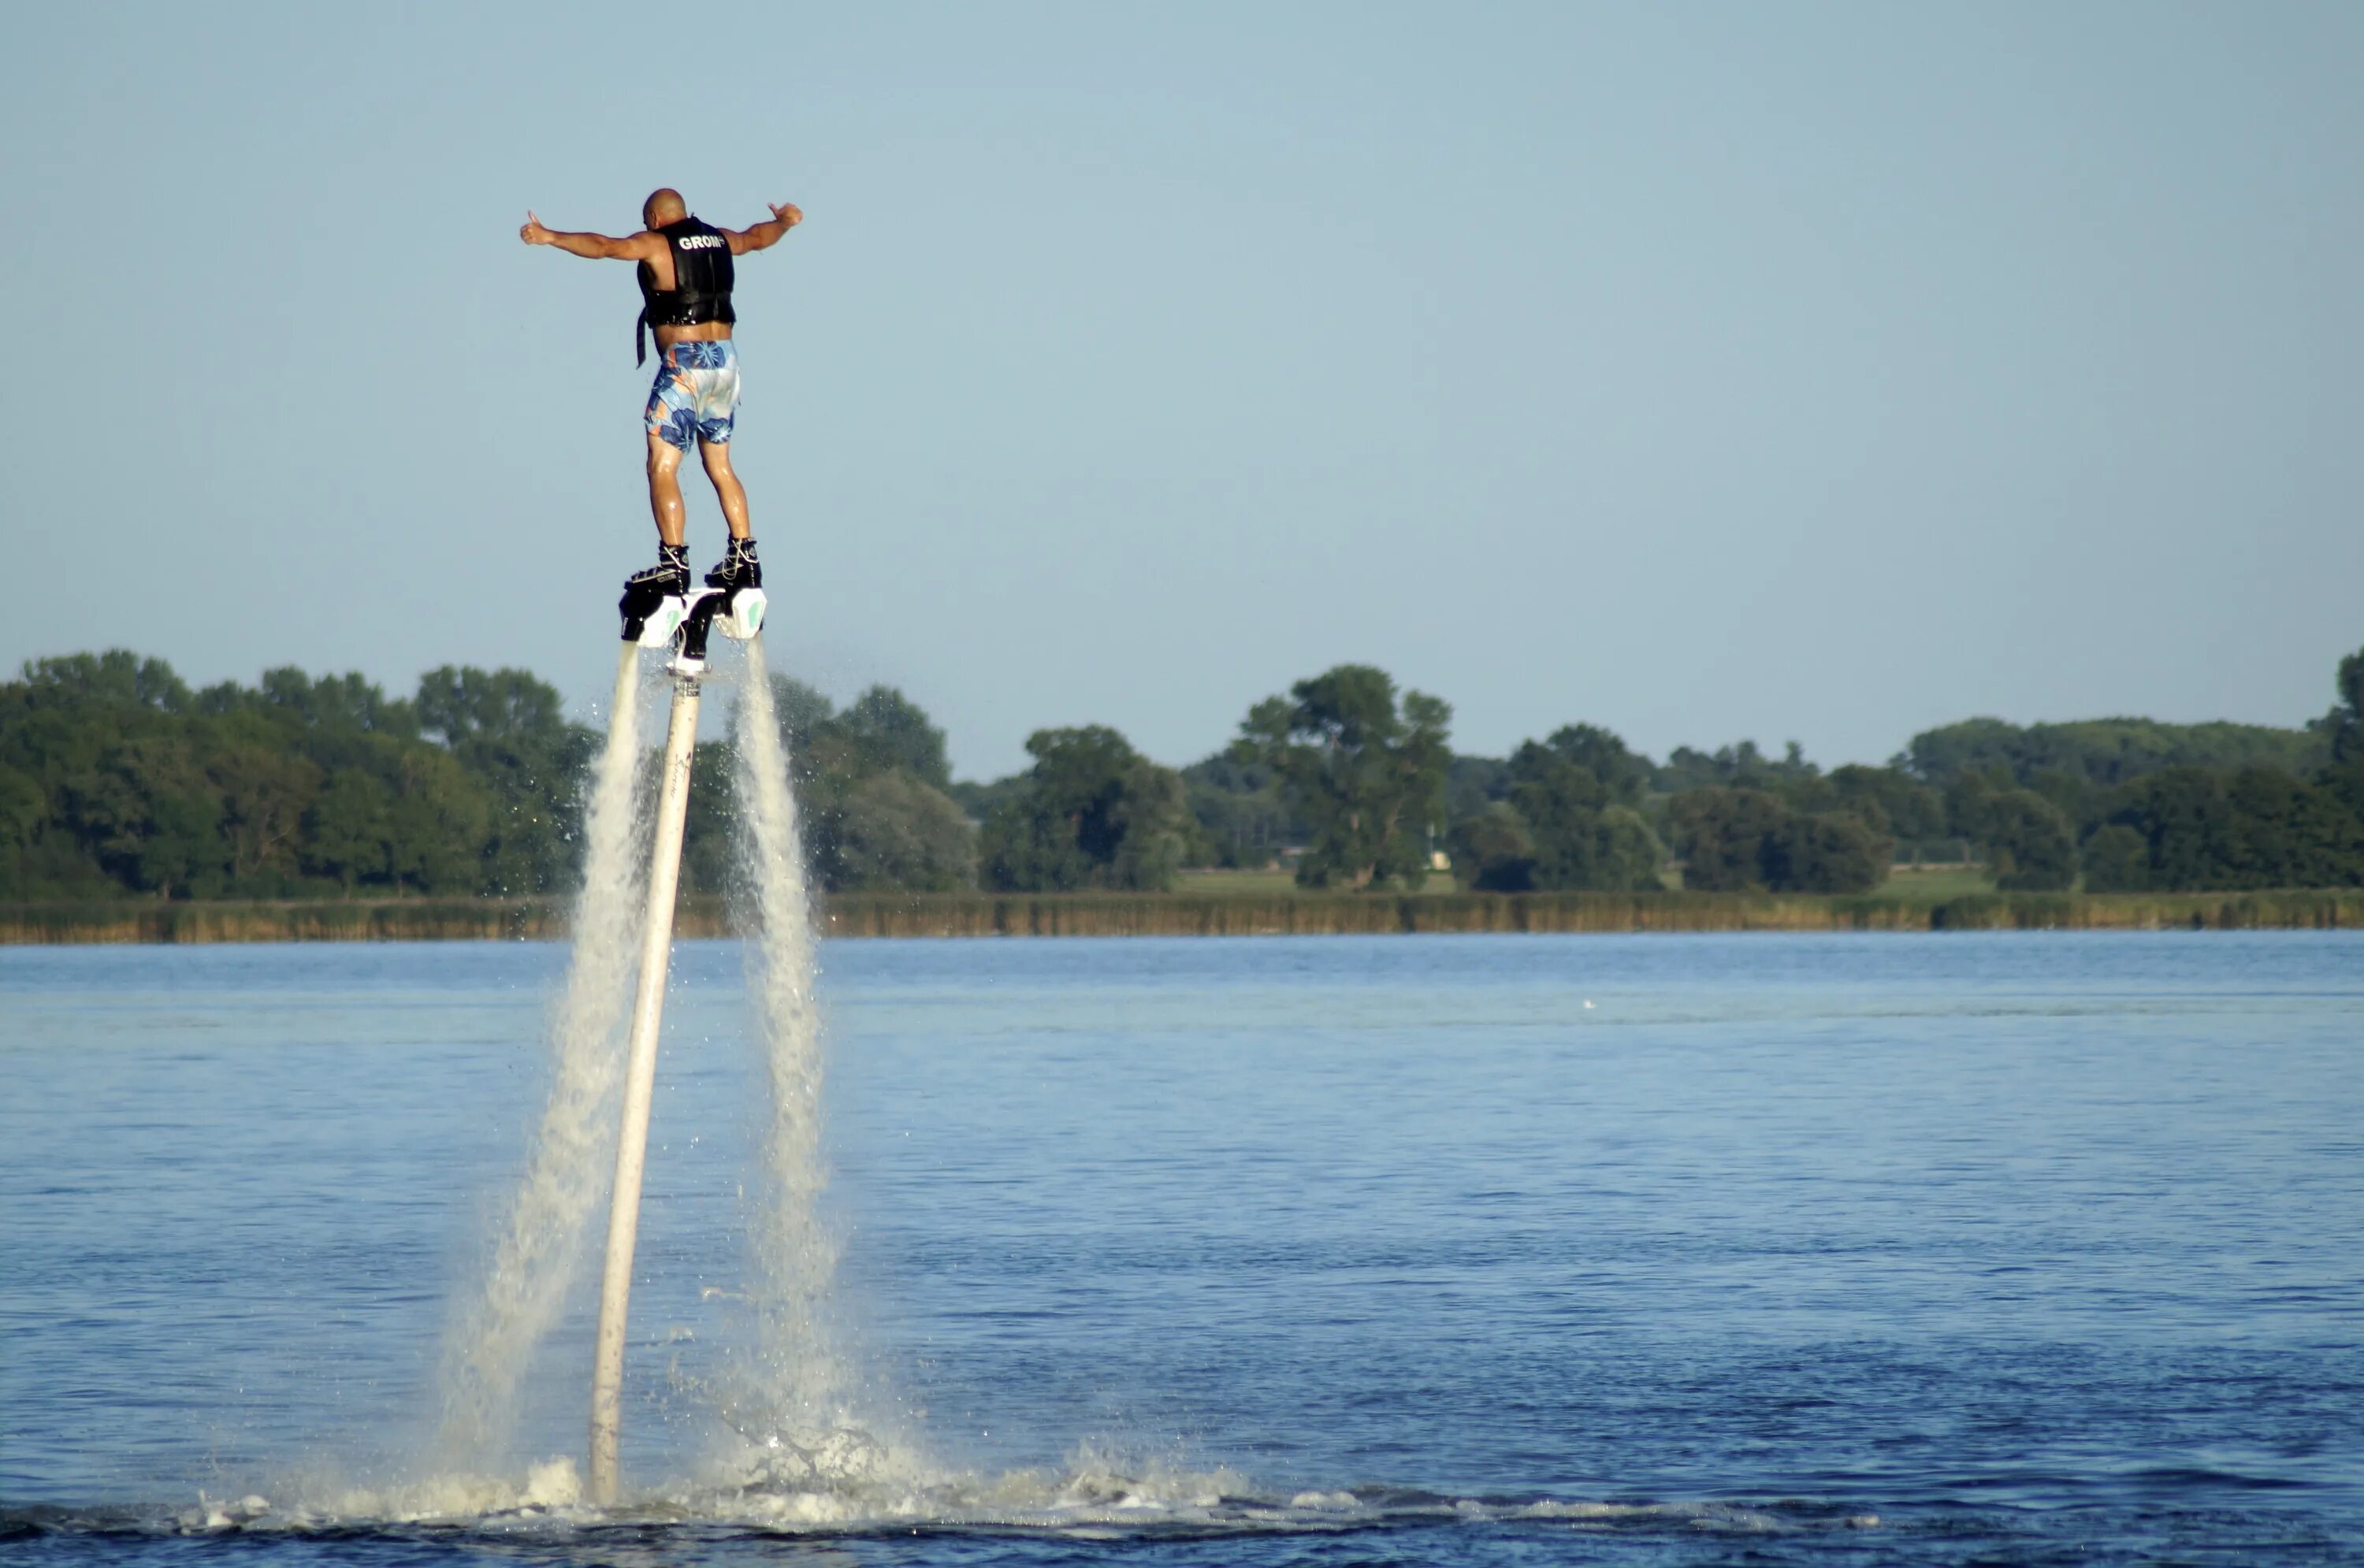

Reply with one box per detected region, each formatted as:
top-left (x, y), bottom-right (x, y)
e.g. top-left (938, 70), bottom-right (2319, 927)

top-left (1443, 754), bottom-right (1511, 824)
top-left (21, 650), bottom-right (191, 713)
top-left (2320, 760), bottom-right (2364, 840)
top-left (209, 741), bottom-right (324, 890)
top-left (1507, 741), bottom-right (1604, 886)
top-left (835, 771), bottom-right (979, 891)
top-left (834, 686), bottom-right (953, 790)
top-left (381, 745), bottom-right (495, 894)
top-left (2101, 765), bottom-right (2364, 890)
top-left (1827, 764), bottom-right (1946, 842)
top-left (2312, 645), bottom-right (2364, 765)
top-left (1543, 724), bottom-right (1651, 808)
top-left (257, 667), bottom-right (419, 740)
top-left (1943, 767), bottom-right (2015, 842)
top-left (415, 665), bottom-right (594, 894)
top-left (2217, 767), bottom-right (2364, 887)
top-left (768, 676), bottom-right (839, 760)
top-left (1181, 752), bottom-right (1300, 869)
top-left (1236, 664), bottom-right (1451, 890)
top-left (1983, 790), bottom-right (2076, 891)
top-left (61, 738), bottom-right (228, 897)
top-left (1907, 715), bottom-right (2323, 787)
top-left (676, 739), bottom-right (742, 897)
top-left (1493, 741), bottom-right (1666, 890)
top-left (1656, 740), bottom-right (1816, 794)
top-left (734, 674), bottom-right (975, 892)
top-left (1763, 811), bottom-right (1890, 894)
top-left (1667, 788), bottom-right (1790, 892)
top-left (2080, 823), bottom-right (2150, 893)
top-left (305, 768), bottom-right (393, 892)
top-left (1591, 804), bottom-right (1667, 892)
top-left (1447, 802), bottom-right (1537, 892)
top-left (981, 726), bottom-right (1188, 892)
top-left (0, 764), bottom-right (43, 899)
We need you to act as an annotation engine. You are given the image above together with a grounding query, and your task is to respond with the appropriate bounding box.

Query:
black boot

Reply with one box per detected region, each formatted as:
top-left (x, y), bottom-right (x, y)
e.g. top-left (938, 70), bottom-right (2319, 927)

top-left (618, 544), bottom-right (692, 645)
top-left (704, 536), bottom-right (762, 592)
top-left (626, 544), bottom-right (692, 600)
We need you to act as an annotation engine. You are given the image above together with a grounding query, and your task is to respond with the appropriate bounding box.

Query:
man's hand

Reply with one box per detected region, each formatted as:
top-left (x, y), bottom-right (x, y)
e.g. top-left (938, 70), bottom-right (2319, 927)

top-left (729, 202), bottom-right (803, 255)
top-left (519, 214), bottom-right (655, 262)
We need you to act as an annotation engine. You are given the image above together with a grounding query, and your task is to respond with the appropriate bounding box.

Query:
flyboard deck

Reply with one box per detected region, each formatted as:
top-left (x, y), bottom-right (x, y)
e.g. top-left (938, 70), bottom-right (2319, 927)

top-left (618, 582), bottom-right (767, 672)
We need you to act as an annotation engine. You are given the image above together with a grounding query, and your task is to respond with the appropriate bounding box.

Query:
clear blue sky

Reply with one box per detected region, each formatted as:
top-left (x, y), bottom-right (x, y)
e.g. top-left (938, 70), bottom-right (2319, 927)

top-left (2, 2), bottom-right (2357, 779)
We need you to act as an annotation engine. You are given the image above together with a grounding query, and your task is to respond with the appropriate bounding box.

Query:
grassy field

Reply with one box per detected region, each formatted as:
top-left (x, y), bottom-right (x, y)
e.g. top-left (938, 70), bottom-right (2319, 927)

top-left (1178, 865), bottom-right (2002, 902)
top-left (1875, 866), bottom-right (1999, 902)
top-left (1173, 868), bottom-right (1303, 897)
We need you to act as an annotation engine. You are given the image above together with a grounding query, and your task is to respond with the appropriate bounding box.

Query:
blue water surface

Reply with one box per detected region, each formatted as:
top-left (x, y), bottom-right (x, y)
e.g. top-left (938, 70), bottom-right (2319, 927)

top-left (3, 931), bottom-right (2361, 1564)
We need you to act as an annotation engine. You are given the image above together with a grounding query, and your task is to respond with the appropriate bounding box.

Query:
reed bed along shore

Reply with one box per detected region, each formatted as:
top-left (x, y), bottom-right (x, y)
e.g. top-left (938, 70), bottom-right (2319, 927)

top-left (0, 889), bottom-right (2355, 945)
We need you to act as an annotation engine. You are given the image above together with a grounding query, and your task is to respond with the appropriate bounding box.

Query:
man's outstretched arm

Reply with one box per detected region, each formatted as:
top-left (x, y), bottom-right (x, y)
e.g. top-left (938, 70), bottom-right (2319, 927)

top-left (725, 203), bottom-right (803, 256)
top-left (519, 211), bottom-right (660, 261)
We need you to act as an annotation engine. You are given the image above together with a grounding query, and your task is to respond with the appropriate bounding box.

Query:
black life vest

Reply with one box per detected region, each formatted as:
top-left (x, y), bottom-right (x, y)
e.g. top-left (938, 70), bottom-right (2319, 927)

top-left (635, 216), bottom-right (737, 365)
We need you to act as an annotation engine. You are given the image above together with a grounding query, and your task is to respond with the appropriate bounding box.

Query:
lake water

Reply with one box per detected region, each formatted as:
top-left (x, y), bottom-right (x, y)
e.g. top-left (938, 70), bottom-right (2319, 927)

top-left (3, 932), bottom-right (2362, 1565)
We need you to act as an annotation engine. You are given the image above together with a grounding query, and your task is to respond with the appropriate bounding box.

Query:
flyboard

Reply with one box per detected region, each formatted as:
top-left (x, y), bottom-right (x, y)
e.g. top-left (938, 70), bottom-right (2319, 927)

top-left (588, 573), bottom-right (767, 1506)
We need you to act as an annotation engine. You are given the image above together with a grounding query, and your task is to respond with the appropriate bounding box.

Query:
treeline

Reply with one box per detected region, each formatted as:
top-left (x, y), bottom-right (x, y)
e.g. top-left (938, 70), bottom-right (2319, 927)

top-left (0, 652), bottom-right (594, 900)
top-left (5, 645), bottom-right (2362, 901)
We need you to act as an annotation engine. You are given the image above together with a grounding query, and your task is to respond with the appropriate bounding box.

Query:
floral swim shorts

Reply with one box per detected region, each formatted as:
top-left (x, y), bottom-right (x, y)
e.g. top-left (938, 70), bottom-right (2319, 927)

top-left (645, 340), bottom-right (740, 449)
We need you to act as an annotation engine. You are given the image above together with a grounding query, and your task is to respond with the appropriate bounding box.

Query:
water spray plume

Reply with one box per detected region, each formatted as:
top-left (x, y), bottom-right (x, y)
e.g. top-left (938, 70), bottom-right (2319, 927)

top-left (726, 641), bottom-right (846, 1455)
top-left (433, 645), bottom-right (646, 1469)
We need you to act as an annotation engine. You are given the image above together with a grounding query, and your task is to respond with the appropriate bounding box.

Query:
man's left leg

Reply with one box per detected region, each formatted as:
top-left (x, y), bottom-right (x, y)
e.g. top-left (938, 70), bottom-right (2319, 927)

top-left (700, 438), bottom-right (753, 541)
top-left (697, 439), bottom-right (760, 592)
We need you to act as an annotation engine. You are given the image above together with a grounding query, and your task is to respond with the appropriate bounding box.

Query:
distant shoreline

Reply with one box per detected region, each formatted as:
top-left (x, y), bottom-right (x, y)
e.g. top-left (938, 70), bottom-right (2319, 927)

top-left (1, 890), bottom-right (2354, 945)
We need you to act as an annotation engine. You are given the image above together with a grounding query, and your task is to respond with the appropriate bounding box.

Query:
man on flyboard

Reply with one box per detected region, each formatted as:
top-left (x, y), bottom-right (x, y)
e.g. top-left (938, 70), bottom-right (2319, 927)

top-left (521, 190), bottom-right (801, 634)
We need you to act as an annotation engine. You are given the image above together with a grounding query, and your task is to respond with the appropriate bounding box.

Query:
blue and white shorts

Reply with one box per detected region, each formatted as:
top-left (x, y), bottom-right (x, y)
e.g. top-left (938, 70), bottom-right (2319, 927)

top-left (645, 340), bottom-right (740, 448)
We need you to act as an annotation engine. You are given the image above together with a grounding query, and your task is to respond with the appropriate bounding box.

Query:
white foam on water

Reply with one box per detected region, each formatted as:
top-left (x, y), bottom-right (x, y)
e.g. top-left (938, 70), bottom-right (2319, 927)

top-left (161, 1460), bottom-right (1885, 1541)
top-left (429, 656), bottom-right (649, 1469)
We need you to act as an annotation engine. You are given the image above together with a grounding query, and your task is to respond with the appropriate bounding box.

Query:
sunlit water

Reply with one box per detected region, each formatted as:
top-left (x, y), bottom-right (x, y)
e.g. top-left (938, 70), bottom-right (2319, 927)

top-left (4, 933), bottom-right (2361, 1564)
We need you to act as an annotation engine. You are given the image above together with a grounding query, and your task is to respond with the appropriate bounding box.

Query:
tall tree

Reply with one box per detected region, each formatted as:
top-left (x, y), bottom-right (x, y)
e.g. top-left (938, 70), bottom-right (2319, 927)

top-left (1507, 741), bottom-right (1604, 887)
top-left (1982, 790), bottom-right (2076, 891)
top-left (1180, 752), bottom-right (1301, 869)
top-left (981, 725), bottom-right (1188, 892)
top-left (1542, 724), bottom-right (1652, 808)
top-left (1446, 802), bottom-right (1537, 892)
top-left (415, 665), bottom-right (593, 894)
top-left (304, 770), bottom-right (392, 893)
top-left (209, 742), bottom-right (324, 887)
top-left (1907, 715), bottom-right (2323, 787)
top-left (2102, 765), bottom-right (2364, 890)
top-left (2080, 824), bottom-right (2150, 893)
top-left (1236, 664), bottom-right (1451, 890)
top-left (1764, 812), bottom-right (1890, 894)
top-left (2313, 645), bottom-right (2364, 765)
top-left (1667, 788), bottom-right (1790, 892)
top-left (835, 771), bottom-right (979, 891)
top-left (1827, 764), bottom-right (1946, 842)
top-left (727, 674), bottom-right (976, 892)
top-left (834, 686), bottom-right (953, 790)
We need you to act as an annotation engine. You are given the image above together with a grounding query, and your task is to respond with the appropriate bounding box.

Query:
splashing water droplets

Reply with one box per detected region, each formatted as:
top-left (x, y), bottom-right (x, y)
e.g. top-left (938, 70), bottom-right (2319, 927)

top-left (722, 640), bottom-right (853, 1457)
top-left (433, 648), bottom-right (648, 1470)
top-left (423, 641), bottom-right (865, 1500)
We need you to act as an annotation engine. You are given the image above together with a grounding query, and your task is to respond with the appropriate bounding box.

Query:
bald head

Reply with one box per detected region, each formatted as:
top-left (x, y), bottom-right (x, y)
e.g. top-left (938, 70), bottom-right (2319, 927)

top-left (641, 188), bottom-right (687, 229)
